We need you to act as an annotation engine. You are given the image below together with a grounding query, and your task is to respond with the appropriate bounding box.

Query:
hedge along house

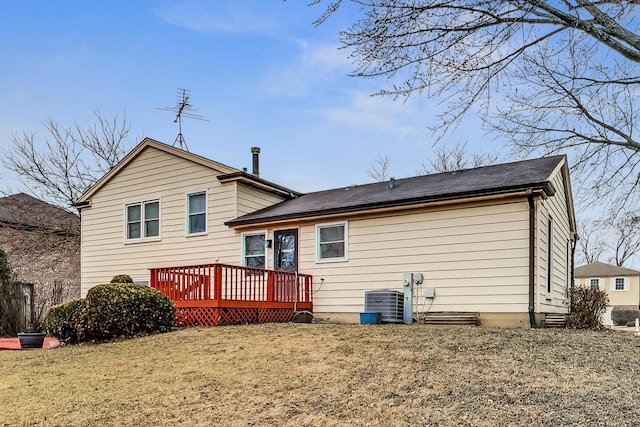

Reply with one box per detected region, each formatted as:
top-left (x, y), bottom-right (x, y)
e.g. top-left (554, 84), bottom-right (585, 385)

top-left (75, 138), bottom-right (576, 328)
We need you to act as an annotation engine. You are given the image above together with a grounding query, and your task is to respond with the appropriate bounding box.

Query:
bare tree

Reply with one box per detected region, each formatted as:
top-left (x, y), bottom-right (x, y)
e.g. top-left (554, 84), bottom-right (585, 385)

top-left (0, 111), bottom-right (132, 323)
top-left (604, 214), bottom-right (640, 267)
top-left (2, 110), bottom-right (131, 210)
top-left (366, 153), bottom-right (391, 182)
top-left (576, 214), bottom-right (640, 267)
top-left (314, 1), bottom-right (640, 208)
top-left (576, 219), bottom-right (606, 266)
top-left (419, 141), bottom-right (499, 174)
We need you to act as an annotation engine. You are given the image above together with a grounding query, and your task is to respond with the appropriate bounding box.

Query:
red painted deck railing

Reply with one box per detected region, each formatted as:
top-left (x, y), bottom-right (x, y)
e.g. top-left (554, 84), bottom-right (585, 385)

top-left (149, 263), bottom-right (313, 310)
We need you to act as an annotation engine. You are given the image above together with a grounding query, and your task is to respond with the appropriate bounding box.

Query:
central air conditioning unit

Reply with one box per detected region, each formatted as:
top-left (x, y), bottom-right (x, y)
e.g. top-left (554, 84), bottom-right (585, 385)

top-left (364, 289), bottom-right (404, 323)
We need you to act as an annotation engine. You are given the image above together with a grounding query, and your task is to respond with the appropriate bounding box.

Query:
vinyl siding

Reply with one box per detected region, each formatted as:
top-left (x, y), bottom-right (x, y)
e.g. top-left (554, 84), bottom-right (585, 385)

top-left (80, 146), bottom-right (282, 295)
top-left (236, 184), bottom-right (286, 217)
top-left (536, 164), bottom-right (572, 314)
top-left (252, 198), bottom-right (531, 314)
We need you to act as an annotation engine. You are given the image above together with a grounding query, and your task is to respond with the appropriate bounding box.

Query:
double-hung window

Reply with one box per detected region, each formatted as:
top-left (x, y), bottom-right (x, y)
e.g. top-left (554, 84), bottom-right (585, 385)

top-left (316, 221), bottom-right (348, 262)
top-left (187, 191), bottom-right (207, 235)
top-left (243, 232), bottom-right (266, 269)
top-left (612, 277), bottom-right (629, 291)
top-left (126, 200), bottom-right (160, 241)
top-left (589, 278), bottom-right (601, 289)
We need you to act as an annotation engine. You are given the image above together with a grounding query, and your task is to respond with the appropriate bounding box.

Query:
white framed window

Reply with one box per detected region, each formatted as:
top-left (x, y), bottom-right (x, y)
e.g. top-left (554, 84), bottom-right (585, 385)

top-left (589, 277), bottom-right (601, 289)
top-left (125, 200), bottom-right (160, 242)
top-left (242, 231), bottom-right (267, 269)
top-left (566, 239), bottom-right (571, 289)
top-left (611, 277), bottom-right (629, 291)
top-left (546, 217), bottom-right (553, 294)
top-left (316, 221), bottom-right (348, 262)
top-left (187, 191), bottom-right (207, 235)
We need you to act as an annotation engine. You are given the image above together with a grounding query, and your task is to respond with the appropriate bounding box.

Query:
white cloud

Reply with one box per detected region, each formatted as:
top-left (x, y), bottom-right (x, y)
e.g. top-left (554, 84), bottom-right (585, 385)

top-left (260, 40), bottom-right (352, 98)
top-left (311, 90), bottom-right (432, 137)
top-left (153, 1), bottom-right (276, 35)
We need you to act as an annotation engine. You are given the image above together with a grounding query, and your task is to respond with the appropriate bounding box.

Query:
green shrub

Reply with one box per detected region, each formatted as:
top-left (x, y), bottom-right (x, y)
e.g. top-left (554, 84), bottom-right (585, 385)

top-left (611, 309), bottom-right (640, 326)
top-left (110, 274), bottom-right (134, 284)
top-left (81, 283), bottom-right (175, 341)
top-left (567, 286), bottom-right (609, 330)
top-left (44, 299), bottom-right (86, 343)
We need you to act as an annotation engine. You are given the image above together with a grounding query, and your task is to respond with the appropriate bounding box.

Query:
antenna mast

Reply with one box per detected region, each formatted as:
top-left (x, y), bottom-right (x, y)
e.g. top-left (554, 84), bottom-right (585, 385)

top-left (157, 88), bottom-right (208, 151)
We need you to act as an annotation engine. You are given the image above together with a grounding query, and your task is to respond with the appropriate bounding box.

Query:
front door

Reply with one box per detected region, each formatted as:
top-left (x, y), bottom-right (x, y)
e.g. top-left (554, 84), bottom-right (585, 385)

top-left (274, 229), bottom-right (298, 271)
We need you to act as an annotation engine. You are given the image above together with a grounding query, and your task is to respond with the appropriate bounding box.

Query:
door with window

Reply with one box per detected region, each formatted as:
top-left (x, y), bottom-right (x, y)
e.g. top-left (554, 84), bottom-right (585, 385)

top-left (274, 229), bottom-right (298, 271)
top-left (274, 229), bottom-right (298, 302)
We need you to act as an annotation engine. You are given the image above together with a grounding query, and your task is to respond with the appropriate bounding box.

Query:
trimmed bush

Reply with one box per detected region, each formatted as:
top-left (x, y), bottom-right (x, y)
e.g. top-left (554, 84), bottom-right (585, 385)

top-left (612, 309), bottom-right (640, 326)
top-left (567, 286), bottom-right (609, 330)
top-left (110, 274), bottom-right (134, 284)
top-left (81, 283), bottom-right (175, 341)
top-left (44, 299), bottom-right (86, 343)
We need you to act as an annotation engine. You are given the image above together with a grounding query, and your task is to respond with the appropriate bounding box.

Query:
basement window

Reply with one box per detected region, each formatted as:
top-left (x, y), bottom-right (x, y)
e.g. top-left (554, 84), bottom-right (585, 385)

top-left (316, 221), bottom-right (348, 263)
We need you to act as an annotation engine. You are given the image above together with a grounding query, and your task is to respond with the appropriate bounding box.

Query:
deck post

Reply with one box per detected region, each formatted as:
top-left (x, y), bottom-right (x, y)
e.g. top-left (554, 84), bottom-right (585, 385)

top-left (267, 271), bottom-right (275, 302)
top-left (150, 269), bottom-right (157, 289)
top-left (213, 264), bottom-right (223, 301)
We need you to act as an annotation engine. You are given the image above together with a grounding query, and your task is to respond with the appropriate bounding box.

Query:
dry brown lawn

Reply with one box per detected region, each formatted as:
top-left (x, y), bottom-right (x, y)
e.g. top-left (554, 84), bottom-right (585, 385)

top-left (1, 323), bottom-right (639, 426)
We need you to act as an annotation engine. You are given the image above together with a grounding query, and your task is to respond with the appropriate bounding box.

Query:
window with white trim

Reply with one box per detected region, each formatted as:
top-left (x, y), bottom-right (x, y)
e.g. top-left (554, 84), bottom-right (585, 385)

top-left (187, 191), bottom-right (207, 235)
top-left (243, 232), bottom-right (266, 269)
top-left (611, 277), bottom-right (629, 291)
top-left (589, 278), bottom-right (601, 289)
top-left (566, 239), bottom-right (571, 289)
top-left (547, 217), bottom-right (553, 294)
top-left (316, 221), bottom-right (348, 262)
top-left (126, 200), bottom-right (159, 241)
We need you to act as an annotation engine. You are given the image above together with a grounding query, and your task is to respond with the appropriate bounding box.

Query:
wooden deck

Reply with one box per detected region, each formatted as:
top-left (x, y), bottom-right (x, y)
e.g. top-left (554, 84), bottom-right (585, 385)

top-left (150, 263), bottom-right (313, 326)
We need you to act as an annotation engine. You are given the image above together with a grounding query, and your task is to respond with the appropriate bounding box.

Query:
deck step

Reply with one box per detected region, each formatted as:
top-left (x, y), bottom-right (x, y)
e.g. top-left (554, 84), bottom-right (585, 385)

top-left (545, 314), bottom-right (567, 328)
top-left (419, 312), bottom-right (480, 326)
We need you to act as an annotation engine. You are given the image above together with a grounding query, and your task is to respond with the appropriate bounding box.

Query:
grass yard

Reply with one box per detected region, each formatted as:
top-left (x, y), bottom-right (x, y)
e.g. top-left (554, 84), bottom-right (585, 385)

top-left (1, 324), bottom-right (639, 426)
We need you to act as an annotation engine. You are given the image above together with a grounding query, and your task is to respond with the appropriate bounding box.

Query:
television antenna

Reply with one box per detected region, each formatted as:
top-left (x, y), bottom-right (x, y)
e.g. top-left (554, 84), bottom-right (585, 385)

top-left (157, 88), bottom-right (208, 151)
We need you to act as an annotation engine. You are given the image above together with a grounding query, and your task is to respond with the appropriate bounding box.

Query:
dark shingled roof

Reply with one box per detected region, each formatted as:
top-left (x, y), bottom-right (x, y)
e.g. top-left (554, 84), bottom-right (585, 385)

top-left (0, 193), bottom-right (80, 233)
top-left (575, 262), bottom-right (640, 278)
top-left (226, 155), bottom-right (565, 226)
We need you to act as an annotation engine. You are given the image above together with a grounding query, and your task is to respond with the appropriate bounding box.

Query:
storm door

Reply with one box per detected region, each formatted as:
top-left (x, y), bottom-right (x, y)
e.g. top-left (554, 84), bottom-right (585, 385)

top-left (274, 229), bottom-right (298, 271)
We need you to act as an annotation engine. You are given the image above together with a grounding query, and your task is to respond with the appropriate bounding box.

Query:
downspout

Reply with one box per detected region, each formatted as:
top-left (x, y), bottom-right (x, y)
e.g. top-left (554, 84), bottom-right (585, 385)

top-left (528, 191), bottom-right (537, 328)
top-left (570, 232), bottom-right (578, 312)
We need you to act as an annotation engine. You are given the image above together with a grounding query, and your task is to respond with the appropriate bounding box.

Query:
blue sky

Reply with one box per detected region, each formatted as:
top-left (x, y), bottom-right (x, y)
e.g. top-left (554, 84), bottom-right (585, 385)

top-left (0, 0), bottom-right (494, 193)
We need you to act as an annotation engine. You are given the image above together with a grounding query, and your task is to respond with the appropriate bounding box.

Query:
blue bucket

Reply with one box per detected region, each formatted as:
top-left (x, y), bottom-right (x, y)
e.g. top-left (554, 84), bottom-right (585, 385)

top-left (360, 312), bottom-right (382, 325)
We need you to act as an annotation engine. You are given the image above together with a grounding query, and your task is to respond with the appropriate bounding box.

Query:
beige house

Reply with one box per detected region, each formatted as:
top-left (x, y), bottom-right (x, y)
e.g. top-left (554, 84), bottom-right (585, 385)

top-left (76, 138), bottom-right (576, 328)
top-left (574, 261), bottom-right (640, 326)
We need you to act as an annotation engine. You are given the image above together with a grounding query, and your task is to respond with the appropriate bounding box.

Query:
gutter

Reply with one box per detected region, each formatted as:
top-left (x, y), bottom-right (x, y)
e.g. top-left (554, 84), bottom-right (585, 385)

top-left (528, 191), bottom-right (537, 329)
top-left (227, 184), bottom-right (554, 227)
top-left (217, 171), bottom-right (302, 199)
top-left (71, 200), bottom-right (91, 209)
